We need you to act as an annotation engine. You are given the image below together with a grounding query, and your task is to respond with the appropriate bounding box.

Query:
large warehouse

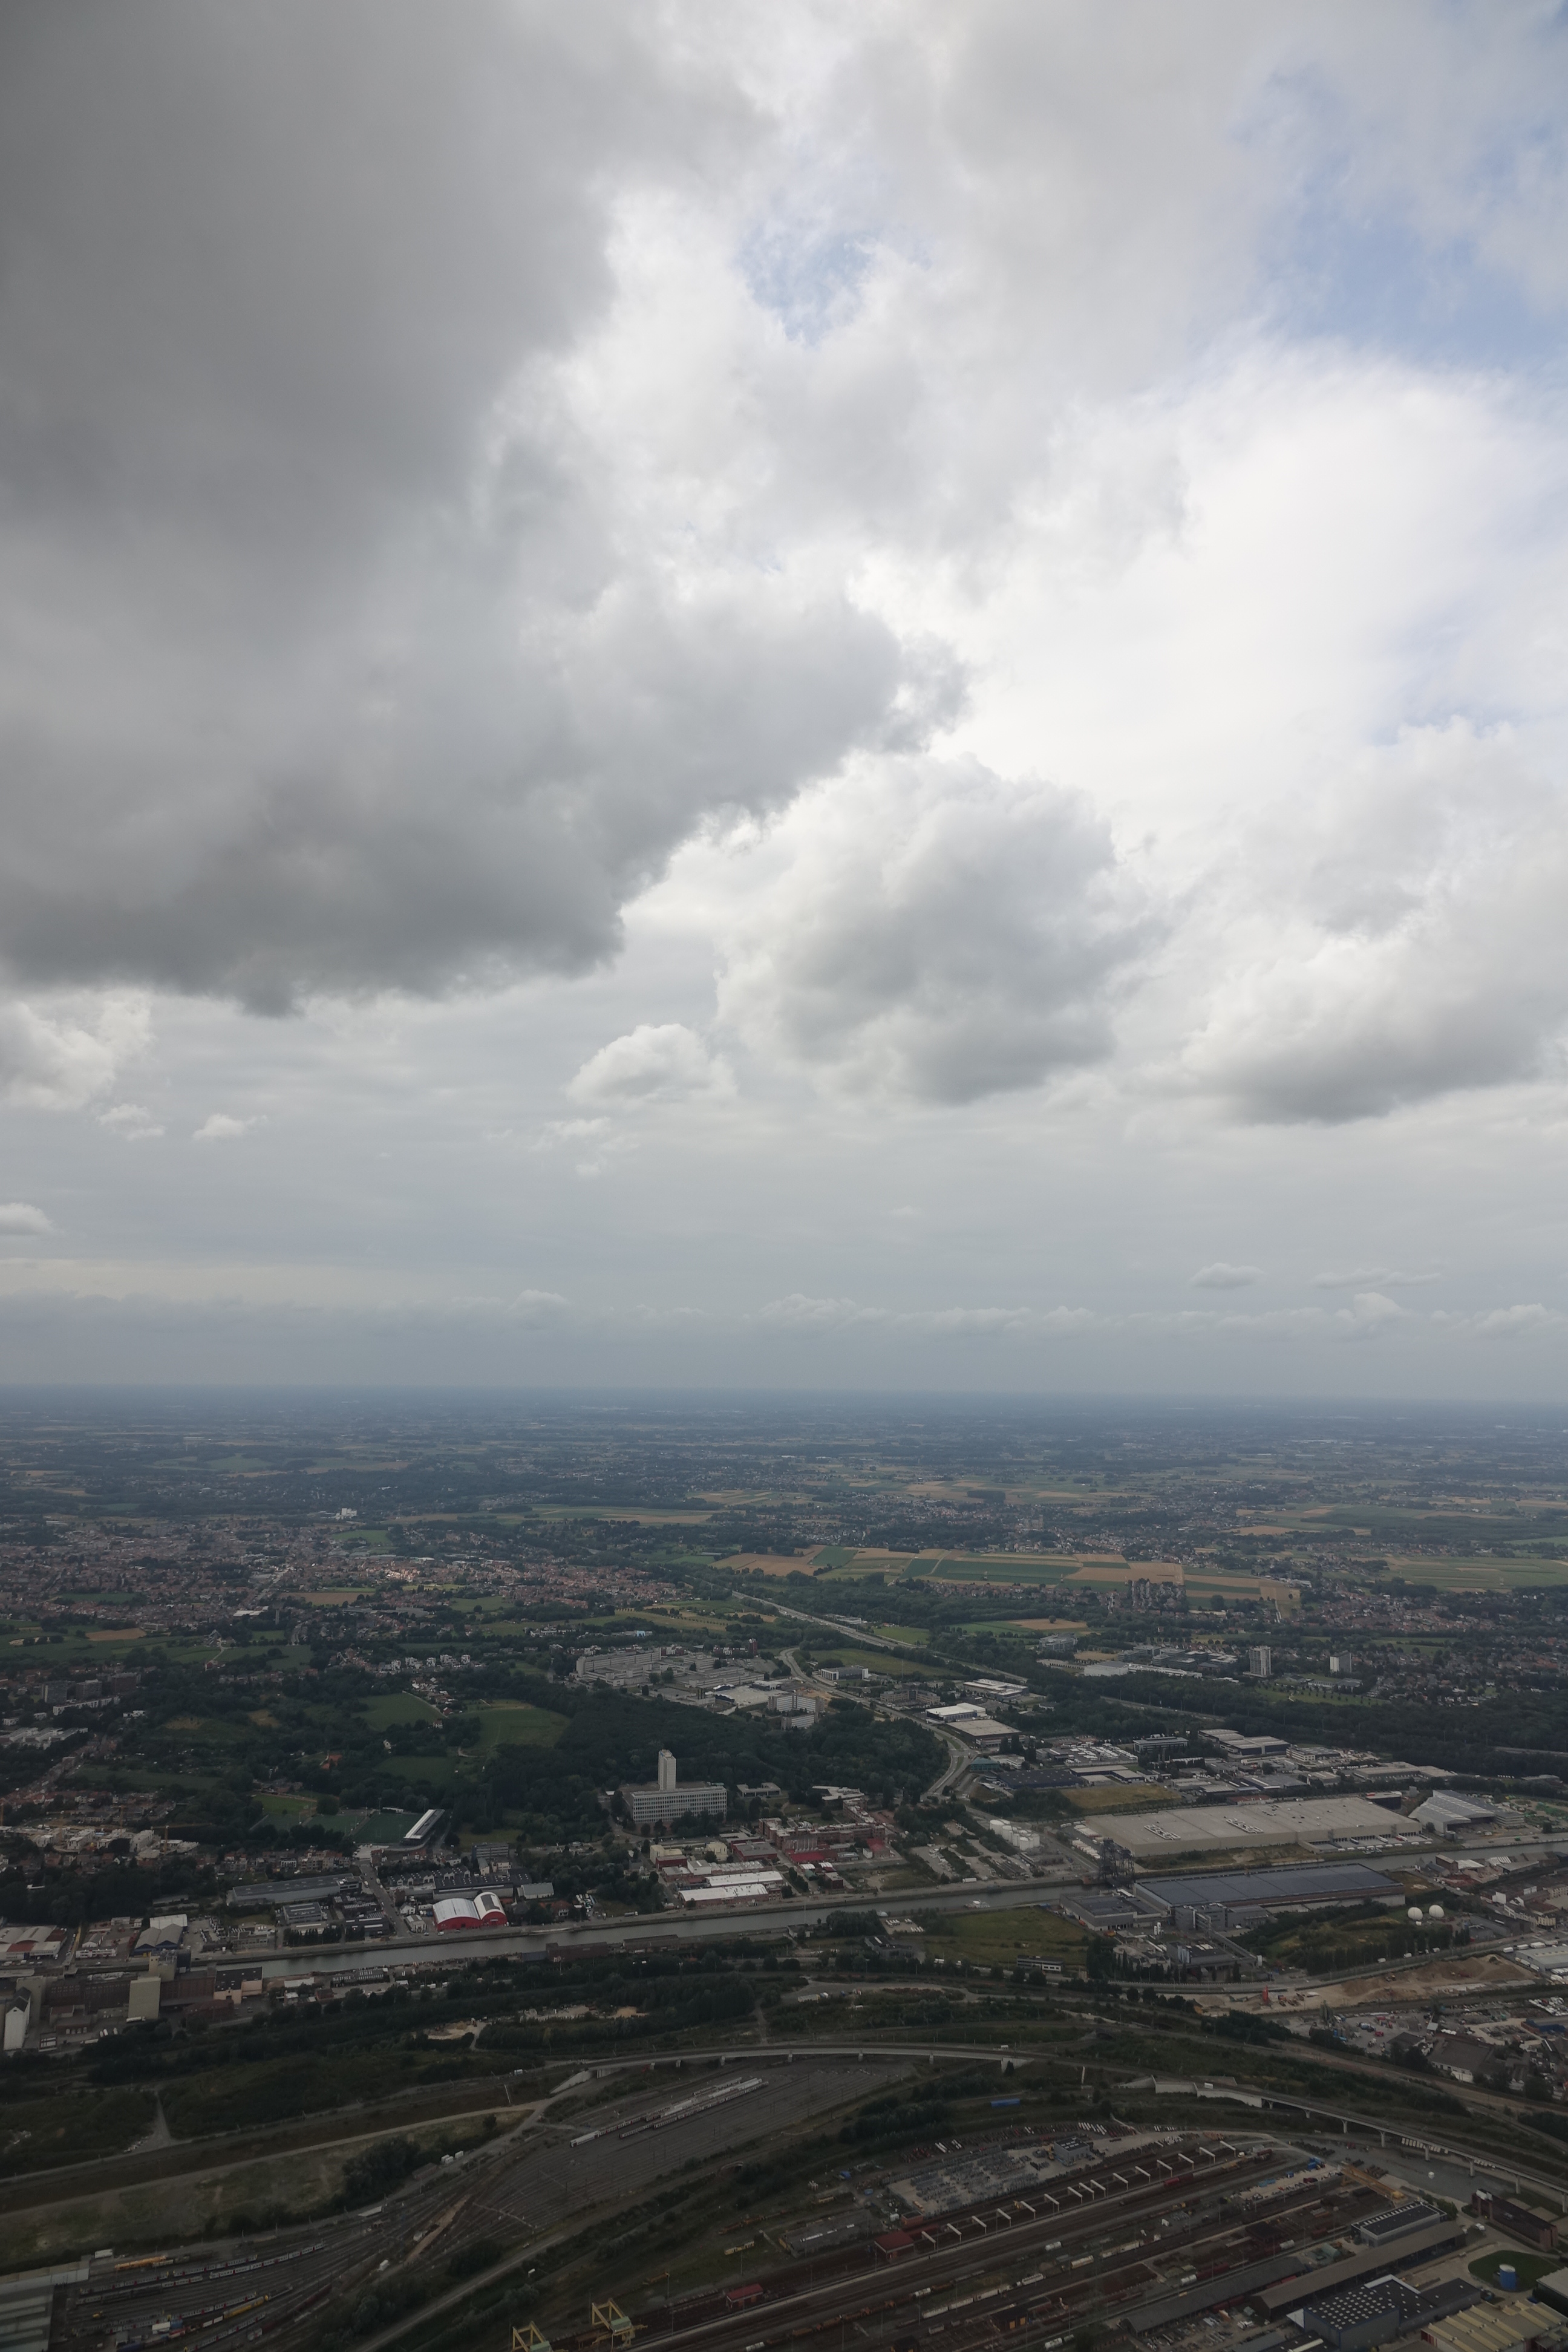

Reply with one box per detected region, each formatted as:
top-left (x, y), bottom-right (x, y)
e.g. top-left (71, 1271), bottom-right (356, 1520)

top-left (1137, 1861), bottom-right (1399, 1912)
top-left (1109, 1794), bottom-right (1416, 1855)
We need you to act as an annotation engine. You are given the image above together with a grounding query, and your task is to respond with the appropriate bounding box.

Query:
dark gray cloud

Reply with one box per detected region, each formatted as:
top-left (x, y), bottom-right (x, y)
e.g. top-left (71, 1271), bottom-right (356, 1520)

top-left (0, 2), bottom-right (912, 1010)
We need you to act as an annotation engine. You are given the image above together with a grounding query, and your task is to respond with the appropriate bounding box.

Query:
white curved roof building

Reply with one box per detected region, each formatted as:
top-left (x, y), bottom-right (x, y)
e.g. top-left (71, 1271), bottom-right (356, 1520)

top-left (433, 1889), bottom-right (508, 1932)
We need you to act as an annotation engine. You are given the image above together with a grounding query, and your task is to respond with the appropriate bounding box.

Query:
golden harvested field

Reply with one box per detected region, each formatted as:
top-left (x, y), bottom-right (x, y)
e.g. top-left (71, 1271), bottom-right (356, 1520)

top-left (725, 1552), bottom-right (815, 1575)
top-left (1066, 1783), bottom-right (1177, 1813)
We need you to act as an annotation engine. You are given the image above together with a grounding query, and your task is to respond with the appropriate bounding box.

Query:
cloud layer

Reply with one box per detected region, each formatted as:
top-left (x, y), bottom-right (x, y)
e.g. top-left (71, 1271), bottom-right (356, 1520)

top-left (717, 760), bottom-right (1149, 1102)
top-left (4, 5), bottom-right (1568, 1388)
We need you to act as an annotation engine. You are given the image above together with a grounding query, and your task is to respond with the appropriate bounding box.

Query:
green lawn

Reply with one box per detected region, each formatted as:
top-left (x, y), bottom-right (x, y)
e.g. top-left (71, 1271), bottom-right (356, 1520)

top-left (379, 1755), bottom-right (458, 1791)
top-left (916, 1907), bottom-right (1087, 1971)
top-left (1470, 2251), bottom-right (1560, 2289)
top-left (257, 1792), bottom-right (318, 1821)
top-left (361, 1693), bottom-right (441, 1730)
top-left (354, 1809), bottom-right (422, 1841)
top-left (473, 1702), bottom-right (567, 1751)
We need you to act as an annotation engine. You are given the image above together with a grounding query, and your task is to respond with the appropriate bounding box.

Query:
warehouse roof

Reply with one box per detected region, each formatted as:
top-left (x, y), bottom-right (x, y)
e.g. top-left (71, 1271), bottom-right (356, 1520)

top-left (1138, 1861), bottom-right (1399, 1910)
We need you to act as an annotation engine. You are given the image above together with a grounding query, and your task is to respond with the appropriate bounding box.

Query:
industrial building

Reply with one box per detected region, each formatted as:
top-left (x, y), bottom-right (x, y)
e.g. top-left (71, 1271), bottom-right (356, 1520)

top-left (1295, 2272), bottom-right (1479, 2352)
top-left (1255, 2209), bottom-right (1469, 2319)
top-left (228, 1872), bottom-right (358, 1910)
top-left (1137, 1861), bottom-right (1400, 1910)
top-left (432, 1889), bottom-right (507, 1932)
top-left (1111, 1791), bottom-right (1419, 1855)
top-left (621, 1748), bottom-right (728, 1828)
top-left (1414, 1789), bottom-right (1499, 1835)
top-left (1472, 2189), bottom-right (1558, 2249)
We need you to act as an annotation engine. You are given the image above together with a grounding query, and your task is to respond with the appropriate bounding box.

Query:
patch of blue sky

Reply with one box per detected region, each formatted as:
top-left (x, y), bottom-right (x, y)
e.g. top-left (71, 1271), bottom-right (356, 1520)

top-left (739, 218), bottom-right (876, 345)
top-left (1262, 184), bottom-right (1567, 375)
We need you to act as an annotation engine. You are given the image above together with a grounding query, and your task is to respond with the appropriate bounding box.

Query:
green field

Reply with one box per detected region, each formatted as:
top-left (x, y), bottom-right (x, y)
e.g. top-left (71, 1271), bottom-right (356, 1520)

top-left (361, 1693), bottom-right (441, 1729)
top-left (0, 2088), bottom-right (157, 2180)
top-left (916, 1906), bottom-right (1086, 1971)
top-left (1385, 1555), bottom-right (1568, 1591)
top-left (1237, 1900), bottom-right (1460, 1976)
top-left (809, 1647), bottom-right (925, 1677)
top-left (379, 1754), bottom-right (458, 1791)
top-left (308, 1805), bottom-right (424, 1840)
top-left (472, 1702), bottom-right (567, 1751)
top-left (256, 1792), bottom-right (318, 1821)
top-left (910, 1556), bottom-right (1085, 1583)
top-left (1470, 2251), bottom-right (1560, 2289)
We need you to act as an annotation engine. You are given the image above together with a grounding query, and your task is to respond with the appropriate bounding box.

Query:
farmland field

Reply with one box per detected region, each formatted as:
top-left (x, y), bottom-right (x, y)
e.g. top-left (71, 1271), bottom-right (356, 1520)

top-left (1065, 1782), bottom-right (1177, 1813)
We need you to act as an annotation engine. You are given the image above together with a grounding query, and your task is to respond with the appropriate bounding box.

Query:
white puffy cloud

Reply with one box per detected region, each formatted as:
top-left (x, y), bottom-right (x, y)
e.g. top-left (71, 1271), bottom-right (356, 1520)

top-left (508, 1289), bottom-right (570, 1325)
top-left (99, 1103), bottom-right (165, 1141)
top-left (1177, 721), bottom-right (1568, 1123)
top-left (0, 994), bottom-right (151, 1110)
top-left (568, 1024), bottom-right (734, 1108)
top-left (192, 1113), bottom-right (263, 1143)
top-left (1433, 1302), bottom-right (1561, 1340)
top-left (717, 757), bottom-right (1149, 1102)
top-left (0, 1203), bottom-right (53, 1238)
top-left (1191, 1263), bottom-right (1261, 1290)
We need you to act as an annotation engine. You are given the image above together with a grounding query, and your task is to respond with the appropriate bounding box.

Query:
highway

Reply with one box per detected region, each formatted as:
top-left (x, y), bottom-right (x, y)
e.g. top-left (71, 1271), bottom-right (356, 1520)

top-left (254, 1875), bottom-right (1079, 1979)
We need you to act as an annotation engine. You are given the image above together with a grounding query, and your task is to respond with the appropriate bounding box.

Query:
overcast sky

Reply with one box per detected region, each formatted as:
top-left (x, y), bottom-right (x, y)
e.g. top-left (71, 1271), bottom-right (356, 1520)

top-left (4, 1), bottom-right (1568, 1396)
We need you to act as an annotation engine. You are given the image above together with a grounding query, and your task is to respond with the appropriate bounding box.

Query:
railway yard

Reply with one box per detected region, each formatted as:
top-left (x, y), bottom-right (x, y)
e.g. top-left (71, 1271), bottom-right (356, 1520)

top-left (21, 2046), bottom-right (1568, 2352)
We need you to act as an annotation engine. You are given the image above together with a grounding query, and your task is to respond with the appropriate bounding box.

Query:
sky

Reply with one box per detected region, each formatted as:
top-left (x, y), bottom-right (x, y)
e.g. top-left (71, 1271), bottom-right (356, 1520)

top-left (4, 0), bottom-right (1568, 1397)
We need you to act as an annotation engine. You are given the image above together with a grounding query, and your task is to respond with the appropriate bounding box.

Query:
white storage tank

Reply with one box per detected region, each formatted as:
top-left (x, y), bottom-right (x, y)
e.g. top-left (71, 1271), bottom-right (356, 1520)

top-left (1408, 1906), bottom-right (1423, 1922)
top-left (1428, 1903), bottom-right (1445, 1919)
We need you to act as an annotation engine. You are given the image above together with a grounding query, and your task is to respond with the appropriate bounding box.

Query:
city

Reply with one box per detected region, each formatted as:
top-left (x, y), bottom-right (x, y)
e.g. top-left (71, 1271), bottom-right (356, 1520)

top-left (4, 1399), bottom-right (1568, 2352)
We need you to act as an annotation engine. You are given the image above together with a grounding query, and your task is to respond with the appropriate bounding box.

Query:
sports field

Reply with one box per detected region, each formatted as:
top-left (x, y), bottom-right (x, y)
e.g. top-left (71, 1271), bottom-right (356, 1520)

top-left (472, 1700), bottom-right (567, 1750)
